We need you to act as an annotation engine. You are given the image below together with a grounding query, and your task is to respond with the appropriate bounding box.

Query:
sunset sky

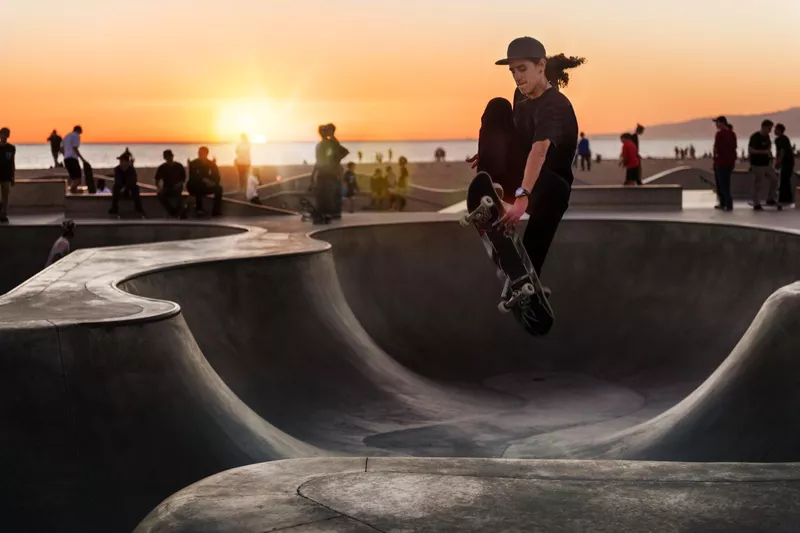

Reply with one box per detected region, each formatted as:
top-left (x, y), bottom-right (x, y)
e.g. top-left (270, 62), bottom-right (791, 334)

top-left (5, 0), bottom-right (800, 143)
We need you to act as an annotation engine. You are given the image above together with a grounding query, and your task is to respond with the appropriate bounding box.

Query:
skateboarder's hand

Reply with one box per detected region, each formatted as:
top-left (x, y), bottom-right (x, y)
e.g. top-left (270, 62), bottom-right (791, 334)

top-left (496, 196), bottom-right (528, 229)
top-left (466, 153), bottom-right (479, 169)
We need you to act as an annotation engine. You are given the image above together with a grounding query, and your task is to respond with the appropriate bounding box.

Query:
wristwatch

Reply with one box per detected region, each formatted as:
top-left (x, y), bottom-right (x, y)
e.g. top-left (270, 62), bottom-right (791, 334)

top-left (514, 187), bottom-right (530, 199)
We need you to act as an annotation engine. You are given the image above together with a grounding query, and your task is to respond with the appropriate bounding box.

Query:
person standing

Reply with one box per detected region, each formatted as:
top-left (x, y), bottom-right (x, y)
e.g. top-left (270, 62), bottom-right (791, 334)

top-left (774, 123), bottom-right (795, 205)
top-left (62, 126), bottom-right (87, 194)
top-left (748, 120), bottom-right (780, 210)
top-left (577, 132), bottom-right (591, 171)
top-left (313, 123), bottom-right (348, 222)
top-left (0, 128), bottom-right (16, 223)
top-left (235, 133), bottom-right (251, 194)
top-left (630, 123), bottom-right (645, 182)
top-left (187, 147), bottom-right (223, 216)
top-left (342, 161), bottom-right (359, 213)
top-left (47, 130), bottom-right (63, 168)
top-left (154, 149), bottom-right (187, 218)
top-left (620, 133), bottom-right (640, 186)
top-left (712, 116), bottom-right (737, 211)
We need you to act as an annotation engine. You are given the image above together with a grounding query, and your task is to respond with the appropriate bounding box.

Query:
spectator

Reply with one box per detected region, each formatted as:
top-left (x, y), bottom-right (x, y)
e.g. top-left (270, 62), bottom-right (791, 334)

top-left (748, 119), bottom-right (780, 210)
top-left (0, 127), bottom-right (15, 224)
top-left (774, 123), bottom-right (795, 205)
top-left (154, 149), bottom-right (187, 218)
top-left (247, 168), bottom-right (262, 205)
top-left (63, 126), bottom-right (87, 194)
top-left (620, 133), bottom-right (640, 186)
top-left (109, 151), bottom-right (145, 217)
top-left (577, 132), bottom-right (591, 171)
top-left (370, 168), bottom-right (385, 208)
top-left (342, 162), bottom-right (359, 213)
top-left (712, 116), bottom-right (737, 211)
top-left (630, 123), bottom-right (645, 182)
top-left (47, 130), bottom-right (63, 168)
top-left (45, 220), bottom-right (75, 268)
top-left (187, 147), bottom-right (223, 216)
top-left (393, 161), bottom-right (409, 211)
top-left (235, 133), bottom-right (251, 193)
top-left (314, 123), bottom-right (348, 222)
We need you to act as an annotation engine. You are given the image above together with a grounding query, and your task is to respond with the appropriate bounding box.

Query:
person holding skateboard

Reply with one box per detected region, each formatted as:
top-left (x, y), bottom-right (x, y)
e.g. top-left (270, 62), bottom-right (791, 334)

top-left (467, 36), bottom-right (583, 335)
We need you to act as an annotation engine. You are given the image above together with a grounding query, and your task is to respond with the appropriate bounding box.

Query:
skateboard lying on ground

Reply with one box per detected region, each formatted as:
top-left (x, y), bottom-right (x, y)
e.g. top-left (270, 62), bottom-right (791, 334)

top-left (460, 171), bottom-right (554, 334)
top-left (698, 174), bottom-right (716, 193)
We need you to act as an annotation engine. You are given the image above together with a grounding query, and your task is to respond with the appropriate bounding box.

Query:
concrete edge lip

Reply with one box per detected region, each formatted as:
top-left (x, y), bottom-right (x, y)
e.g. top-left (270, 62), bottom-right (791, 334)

top-left (3, 211), bottom-right (800, 328)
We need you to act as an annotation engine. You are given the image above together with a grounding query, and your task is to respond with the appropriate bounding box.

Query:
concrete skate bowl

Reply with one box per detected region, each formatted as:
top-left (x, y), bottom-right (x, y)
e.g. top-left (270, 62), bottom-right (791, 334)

top-left (5, 217), bottom-right (800, 532)
top-left (0, 222), bottom-right (245, 295)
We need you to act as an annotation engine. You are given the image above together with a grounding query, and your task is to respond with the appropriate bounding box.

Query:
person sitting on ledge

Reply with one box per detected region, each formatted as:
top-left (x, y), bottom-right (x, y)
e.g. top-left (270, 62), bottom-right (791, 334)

top-left (154, 149), bottom-right (188, 218)
top-left (109, 151), bottom-right (146, 217)
top-left (187, 146), bottom-right (223, 217)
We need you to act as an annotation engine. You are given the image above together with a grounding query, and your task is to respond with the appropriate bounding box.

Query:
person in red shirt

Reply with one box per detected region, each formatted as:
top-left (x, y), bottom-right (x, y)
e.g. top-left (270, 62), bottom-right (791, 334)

top-left (620, 133), bottom-right (640, 185)
top-left (712, 116), bottom-right (737, 211)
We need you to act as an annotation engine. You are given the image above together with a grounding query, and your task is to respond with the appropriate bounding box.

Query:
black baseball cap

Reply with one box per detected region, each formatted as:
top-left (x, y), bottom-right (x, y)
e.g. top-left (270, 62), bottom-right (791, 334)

top-left (713, 116), bottom-right (728, 125)
top-left (495, 37), bottom-right (547, 65)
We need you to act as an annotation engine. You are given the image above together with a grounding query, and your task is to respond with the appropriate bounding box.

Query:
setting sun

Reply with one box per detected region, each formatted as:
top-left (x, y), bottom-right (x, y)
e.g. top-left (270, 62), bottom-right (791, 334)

top-left (216, 100), bottom-right (274, 143)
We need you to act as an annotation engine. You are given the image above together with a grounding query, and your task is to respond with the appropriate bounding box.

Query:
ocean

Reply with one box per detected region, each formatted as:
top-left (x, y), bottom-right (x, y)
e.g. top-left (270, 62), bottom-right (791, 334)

top-left (13, 138), bottom-right (717, 170)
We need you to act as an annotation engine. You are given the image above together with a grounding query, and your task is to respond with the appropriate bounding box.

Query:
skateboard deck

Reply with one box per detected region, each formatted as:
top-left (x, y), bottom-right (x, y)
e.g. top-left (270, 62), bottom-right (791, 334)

top-left (698, 174), bottom-right (716, 192)
top-left (84, 161), bottom-right (96, 194)
top-left (461, 171), bottom-right (554, 333)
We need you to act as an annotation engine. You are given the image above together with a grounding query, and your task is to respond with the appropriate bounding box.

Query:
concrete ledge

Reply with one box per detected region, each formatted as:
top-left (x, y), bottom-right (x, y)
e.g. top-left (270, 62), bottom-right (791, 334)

top-left (64, 189), bottom-right (296, 218)
top-left (7, 178), bottom-right (66, 214)
top-left (569, 184), bottom-right (682, 211)
top-left (261, 190), bottom-right (443, 213)
top-left (133, 457), bottom-right (800, 532)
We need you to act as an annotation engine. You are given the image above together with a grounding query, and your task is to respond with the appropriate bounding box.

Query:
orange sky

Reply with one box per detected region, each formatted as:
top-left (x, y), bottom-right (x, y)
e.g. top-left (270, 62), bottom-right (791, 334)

top-left (4, 0), bottom-right (800, 143)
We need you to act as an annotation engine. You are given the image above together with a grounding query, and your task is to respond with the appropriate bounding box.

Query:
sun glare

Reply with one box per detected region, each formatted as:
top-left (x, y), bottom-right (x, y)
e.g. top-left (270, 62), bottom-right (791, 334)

top-left (216, 100), bottom-right (273, 143)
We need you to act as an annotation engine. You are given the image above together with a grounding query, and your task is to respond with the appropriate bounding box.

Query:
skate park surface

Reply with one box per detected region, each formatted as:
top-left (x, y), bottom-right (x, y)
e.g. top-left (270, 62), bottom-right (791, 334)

top-left (3, 205), bottom-right (800, 532)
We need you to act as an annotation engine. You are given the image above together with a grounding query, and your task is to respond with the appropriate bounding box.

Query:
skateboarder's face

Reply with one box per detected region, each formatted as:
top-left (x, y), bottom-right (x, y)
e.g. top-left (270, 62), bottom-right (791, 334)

top-left (508, 59), bottom-right (544, 96)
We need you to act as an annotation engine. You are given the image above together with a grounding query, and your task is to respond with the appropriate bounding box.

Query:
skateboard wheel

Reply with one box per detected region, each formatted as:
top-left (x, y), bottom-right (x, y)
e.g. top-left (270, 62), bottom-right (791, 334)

top-left (522, 283), bottom-right (536, 296)
top-left (458, 214), bottom-right (471, 227)
top-left (498, 301), bottom-right (511, 313)
top-left (481, 196), bottom-right (495, 209)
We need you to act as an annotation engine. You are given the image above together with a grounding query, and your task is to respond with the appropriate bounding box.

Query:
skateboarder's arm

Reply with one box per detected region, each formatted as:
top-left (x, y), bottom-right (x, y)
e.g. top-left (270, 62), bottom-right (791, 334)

top-left (520, 140), bottom-right (550, 193)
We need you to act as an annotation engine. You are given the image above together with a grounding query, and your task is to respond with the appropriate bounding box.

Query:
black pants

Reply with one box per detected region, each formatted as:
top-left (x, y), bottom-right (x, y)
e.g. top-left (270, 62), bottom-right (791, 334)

top-left (779, 165), bottom-right (795, 204)
top-left (315, 175), bottom-right (339, 217)
top-left (579, 152), bottom-right (591, 171)
top-left (111, 181), bottom-right (143, 213)
top-left (715, 166), bottom-right (734, 210)
top-left (158, 185), bottom-right (186, 216)
top-left (188, 182), bottom-right (223, 214)
top-left (479, 97), bottom-right (571, 277)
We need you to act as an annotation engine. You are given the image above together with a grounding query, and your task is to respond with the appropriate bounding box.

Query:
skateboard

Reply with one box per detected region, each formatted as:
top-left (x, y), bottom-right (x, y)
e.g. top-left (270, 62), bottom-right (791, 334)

top-left (698, 174), bottom-right (717, 192)
top-left (747, 201), bottom-right (784, 210)
top-left (460, 171), bottom-right (554, 332)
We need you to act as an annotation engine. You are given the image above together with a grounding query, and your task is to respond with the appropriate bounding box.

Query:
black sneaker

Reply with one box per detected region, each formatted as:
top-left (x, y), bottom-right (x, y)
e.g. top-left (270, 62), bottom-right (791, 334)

top-left (753, 204), bottom-right (763, 211)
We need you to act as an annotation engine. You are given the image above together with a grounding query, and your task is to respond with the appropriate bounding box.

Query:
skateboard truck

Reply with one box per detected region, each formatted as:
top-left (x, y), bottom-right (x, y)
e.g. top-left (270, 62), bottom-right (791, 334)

top-left (498, 282), bottom-right (535, 313)
top-left (459, 196), bottom-right (494, 227)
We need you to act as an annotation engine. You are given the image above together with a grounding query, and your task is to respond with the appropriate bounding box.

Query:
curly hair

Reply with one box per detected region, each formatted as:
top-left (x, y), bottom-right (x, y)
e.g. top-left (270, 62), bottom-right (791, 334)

top-left (544, 54), bottom-right (587, 88)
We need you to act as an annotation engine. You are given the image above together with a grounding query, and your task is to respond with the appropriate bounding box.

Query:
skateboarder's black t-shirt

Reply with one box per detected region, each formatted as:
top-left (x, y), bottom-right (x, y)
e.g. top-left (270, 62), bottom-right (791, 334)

top-left (775, 134), bottom-right (794, 169)
top-left (748, 132), bottom-right (772, 167)
top-left (513, 87), bottom-right (578, 185)
top-left (0, 143), bottom-right (16, 182)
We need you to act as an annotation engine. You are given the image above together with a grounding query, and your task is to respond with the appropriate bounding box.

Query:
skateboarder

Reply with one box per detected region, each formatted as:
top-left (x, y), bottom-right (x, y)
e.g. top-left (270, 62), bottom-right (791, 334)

top-left (468, 36), bottom-right (583, 334)
top-left (45, 220), bottom-right (75, 267)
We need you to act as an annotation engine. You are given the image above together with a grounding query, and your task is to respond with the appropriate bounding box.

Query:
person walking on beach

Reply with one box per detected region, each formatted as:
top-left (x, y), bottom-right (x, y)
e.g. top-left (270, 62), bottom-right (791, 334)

top-left (712, 116), bottom-right (737, 211)
top-left (577, 132), bottom-right (591, 171)
top-left (154, 149), bottom-right (187, 218)
top-left (187, 147), bottom-right (223, 216)
top-left (63, 126), bottom-right (87, 194)
top-left (620, 133), bottom-right (640, 186)
top-left (109, 151), bottom-right (146, 217)
top-left (0, 128), bottom-right (16, 223)
top-left (45, 220), bottom-right (76, 267)
top-left (235, 133), bottom-right (251, 194)
top-left (774, 123), bottom-right (795, 205)
top-left (469, 36), bottom-right (583, 336)
top-left (748, 120), bottom-right (781, 211)
top-left (47, 130), bottom-right (63, 168)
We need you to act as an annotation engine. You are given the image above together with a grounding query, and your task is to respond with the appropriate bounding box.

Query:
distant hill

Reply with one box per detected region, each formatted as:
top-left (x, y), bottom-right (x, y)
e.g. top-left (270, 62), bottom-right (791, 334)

top-left (594, 107), bottom-right (800, 140)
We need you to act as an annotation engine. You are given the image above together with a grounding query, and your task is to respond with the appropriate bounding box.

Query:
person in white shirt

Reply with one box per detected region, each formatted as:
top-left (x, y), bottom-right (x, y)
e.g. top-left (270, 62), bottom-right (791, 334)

top-left (45, 220), bottom-right (75, 267)
top-left (62, 126), bottom-right (87, 193)
top-left (235, 133), bottom-right (251, 194)
top-left (246, 169), bottom-right (262, 204)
